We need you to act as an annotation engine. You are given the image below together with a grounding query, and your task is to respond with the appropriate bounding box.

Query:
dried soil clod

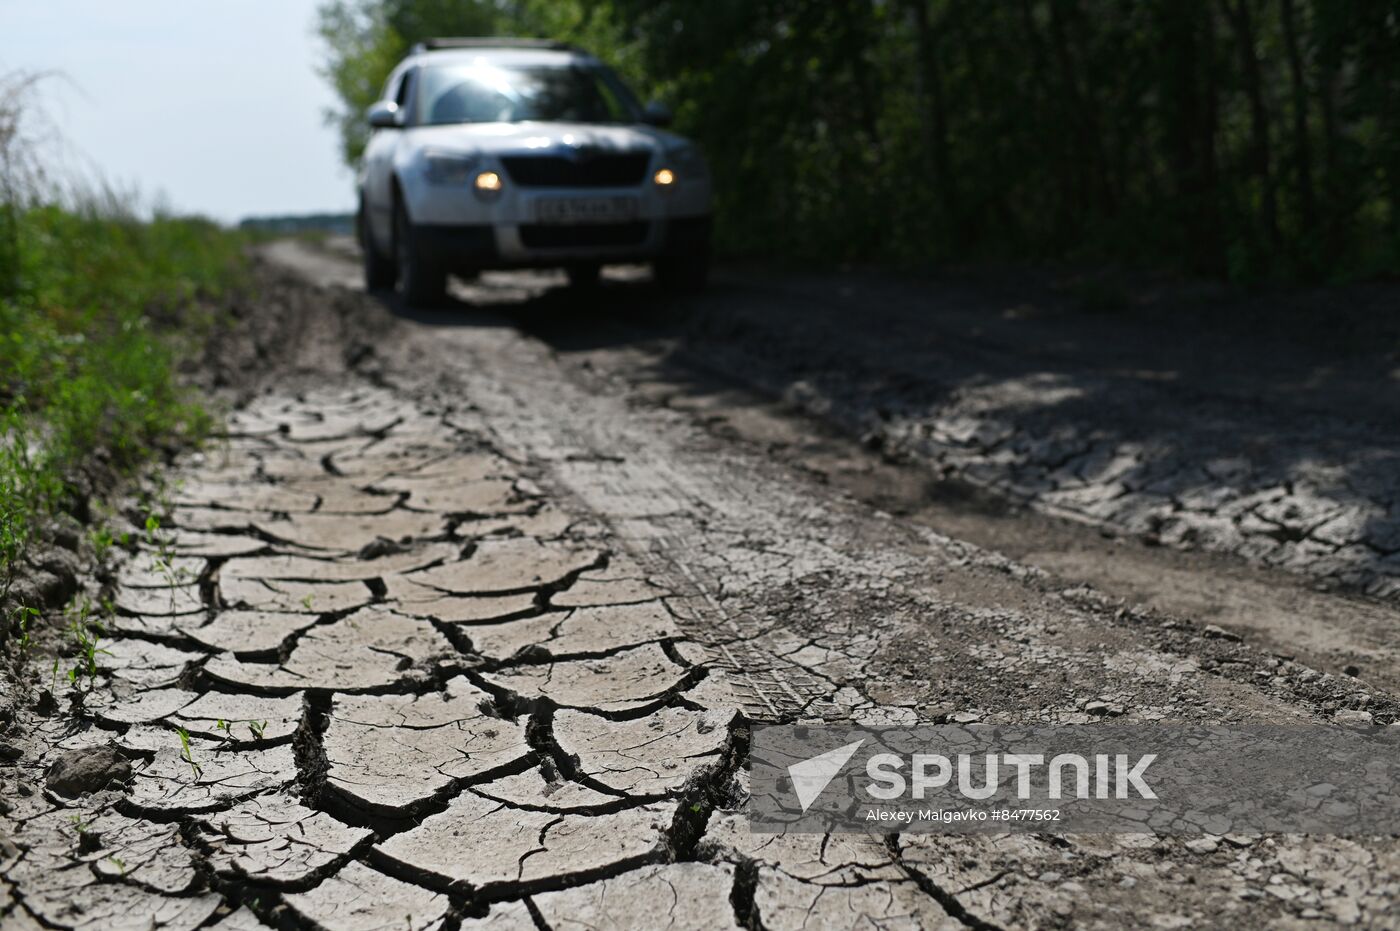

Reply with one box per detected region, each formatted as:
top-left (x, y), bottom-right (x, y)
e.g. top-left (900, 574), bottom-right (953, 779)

top-left (45, 747), bottom-right (132, 797)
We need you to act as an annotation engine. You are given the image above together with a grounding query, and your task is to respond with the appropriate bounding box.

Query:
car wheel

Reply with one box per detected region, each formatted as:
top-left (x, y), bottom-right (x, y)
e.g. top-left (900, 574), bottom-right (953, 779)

top-left (655, 254), bottom-right (709, 293)
top-left (359, 202), bottom-right (396, 292)
top-left (566, 263), bottom-right (601, 288)
top-left (394, 199), bottom-right (446, 306)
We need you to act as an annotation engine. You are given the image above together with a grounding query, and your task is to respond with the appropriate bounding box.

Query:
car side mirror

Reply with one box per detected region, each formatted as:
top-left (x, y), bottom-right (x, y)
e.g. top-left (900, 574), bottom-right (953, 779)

top-left (367, 101), bottom-right (401, 129)
top-left (641, 101), bottom-right (672, 127)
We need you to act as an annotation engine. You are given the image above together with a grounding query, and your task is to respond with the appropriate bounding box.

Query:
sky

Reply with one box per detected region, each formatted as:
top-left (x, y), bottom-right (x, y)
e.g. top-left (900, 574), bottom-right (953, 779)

top-left (0, 1), bottom-right (356, 223)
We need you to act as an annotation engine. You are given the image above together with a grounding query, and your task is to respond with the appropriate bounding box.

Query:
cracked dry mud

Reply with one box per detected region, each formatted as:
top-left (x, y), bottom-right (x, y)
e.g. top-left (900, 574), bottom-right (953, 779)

top-left (0, 387), bottom-right (755, 931)
top-left (3, 247), bottom-right (1399, 930)
top-left (658, 271), bottom-right (1400, 608)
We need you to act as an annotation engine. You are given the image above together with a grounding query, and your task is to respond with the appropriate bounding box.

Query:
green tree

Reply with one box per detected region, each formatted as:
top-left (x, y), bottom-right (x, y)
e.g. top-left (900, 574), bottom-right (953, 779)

top-left (317, 0), bottom-right (1400, 281)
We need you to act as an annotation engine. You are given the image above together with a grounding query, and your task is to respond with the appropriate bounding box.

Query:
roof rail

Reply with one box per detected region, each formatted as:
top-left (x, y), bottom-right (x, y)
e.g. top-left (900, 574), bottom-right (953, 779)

top-left (411, 37), bottom-right (580, 54)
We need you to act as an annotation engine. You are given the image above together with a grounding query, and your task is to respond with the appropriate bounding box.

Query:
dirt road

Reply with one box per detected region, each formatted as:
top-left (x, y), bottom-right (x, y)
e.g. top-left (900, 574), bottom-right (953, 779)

top-left (3, 242), bottom-right (1399, 929)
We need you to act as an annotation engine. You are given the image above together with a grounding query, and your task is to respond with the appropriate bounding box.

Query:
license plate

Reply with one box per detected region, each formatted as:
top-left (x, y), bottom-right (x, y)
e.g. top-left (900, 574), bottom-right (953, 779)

top-left (535, 196), bottom-right (639, 225)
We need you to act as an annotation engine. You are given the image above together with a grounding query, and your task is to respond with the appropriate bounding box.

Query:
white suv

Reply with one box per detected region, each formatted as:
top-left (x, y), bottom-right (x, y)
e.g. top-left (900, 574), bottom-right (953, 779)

top-left (357, 38), bottom-right (713, 305)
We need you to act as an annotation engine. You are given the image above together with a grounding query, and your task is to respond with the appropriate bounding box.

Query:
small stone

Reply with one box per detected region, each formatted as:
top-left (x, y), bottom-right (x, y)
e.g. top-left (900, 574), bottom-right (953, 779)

top-left (1333, 709), bottom-right (1374, 726)
top-left (1343, 664), bottom-right (1361, 677)
top-left (1184, 837), bottom-right (1219, 853)
top-left (46, 747), bottom-right (131, 797)
top-left (34, 689), bottom-right (58, 716)
top-left (358, 536), bottom-right (407, 559)
top-left (1202, 624), bottom-right (1241, 642)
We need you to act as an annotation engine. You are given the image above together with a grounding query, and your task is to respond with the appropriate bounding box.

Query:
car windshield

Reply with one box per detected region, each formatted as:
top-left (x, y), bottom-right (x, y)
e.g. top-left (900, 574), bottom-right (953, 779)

top-left (414, 61), bottom-right (642, 126)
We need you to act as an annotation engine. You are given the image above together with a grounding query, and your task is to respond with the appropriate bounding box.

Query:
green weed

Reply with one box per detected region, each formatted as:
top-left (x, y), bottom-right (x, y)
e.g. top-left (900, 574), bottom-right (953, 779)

top-left (89, 526), bottom-right (116, 562)
top-left (0, 196), bottom-right (245, 589)
top-left (64, 601), bottom-right (110, 690)
top-left (213, 718), bottom-right (270, 743)
top-left (7, 603), bottom-right (38, 659)
top-left (175, 726), bottom-right (202, 779)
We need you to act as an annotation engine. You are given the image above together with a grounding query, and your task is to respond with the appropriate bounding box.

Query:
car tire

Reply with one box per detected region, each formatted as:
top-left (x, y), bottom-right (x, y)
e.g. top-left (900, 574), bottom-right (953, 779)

top-left (359, 203), bottom-right (396, 292)
top-left (656, 254), bottom-right (709, 293)
top-left (566, 263), bottom-right (601, 288)
top-left (393, 199), bottom-right (447, 307)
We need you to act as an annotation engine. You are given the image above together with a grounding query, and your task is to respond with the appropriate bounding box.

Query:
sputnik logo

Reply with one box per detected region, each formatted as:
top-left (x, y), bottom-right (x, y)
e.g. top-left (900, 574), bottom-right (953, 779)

top-left (787, 739), bottom-right (865, 812)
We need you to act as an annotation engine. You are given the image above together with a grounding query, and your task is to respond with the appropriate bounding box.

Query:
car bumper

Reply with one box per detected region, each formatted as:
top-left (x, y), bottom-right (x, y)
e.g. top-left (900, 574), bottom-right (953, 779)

top-left (416, 216), bottom-right (711, 271)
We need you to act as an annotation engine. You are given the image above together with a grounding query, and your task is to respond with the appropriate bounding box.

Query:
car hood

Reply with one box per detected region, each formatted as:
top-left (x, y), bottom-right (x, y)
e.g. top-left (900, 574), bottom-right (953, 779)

top-left (406, 121), bottom-right (686, 157)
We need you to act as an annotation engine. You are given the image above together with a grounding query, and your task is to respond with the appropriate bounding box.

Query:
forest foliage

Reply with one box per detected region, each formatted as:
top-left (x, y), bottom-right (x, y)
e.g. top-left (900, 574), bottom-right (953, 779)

top-left (317, 0), bottom-right (1400, 281)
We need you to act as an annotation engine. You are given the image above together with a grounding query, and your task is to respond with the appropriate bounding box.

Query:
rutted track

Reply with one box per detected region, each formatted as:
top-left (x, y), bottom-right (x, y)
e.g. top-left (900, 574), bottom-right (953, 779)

top-left (1, 244), bottom-right (1398, 929)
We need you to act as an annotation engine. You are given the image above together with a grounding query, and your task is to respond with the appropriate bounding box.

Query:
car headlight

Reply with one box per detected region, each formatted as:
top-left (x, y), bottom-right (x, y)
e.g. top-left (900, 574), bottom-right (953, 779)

top-left (421, 148), bottom-right (479, 186)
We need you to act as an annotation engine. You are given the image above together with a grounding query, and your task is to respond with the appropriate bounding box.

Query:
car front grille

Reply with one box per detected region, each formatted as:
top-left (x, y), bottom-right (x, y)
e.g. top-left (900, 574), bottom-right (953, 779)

top-left (501, 152), bottom-right (651, 187)
top-left (519, 222), bottom-right (650, 249)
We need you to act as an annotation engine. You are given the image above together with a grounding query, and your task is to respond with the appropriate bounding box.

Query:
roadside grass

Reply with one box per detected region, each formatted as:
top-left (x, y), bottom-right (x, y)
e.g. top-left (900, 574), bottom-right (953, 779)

top-left (0, 203), bottom-right (247, 596)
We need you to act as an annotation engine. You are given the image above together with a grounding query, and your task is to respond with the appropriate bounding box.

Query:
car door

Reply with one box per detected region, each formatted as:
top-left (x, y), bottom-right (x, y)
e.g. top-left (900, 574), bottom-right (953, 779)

top-left (363, 67), bottom-right (415, 248)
